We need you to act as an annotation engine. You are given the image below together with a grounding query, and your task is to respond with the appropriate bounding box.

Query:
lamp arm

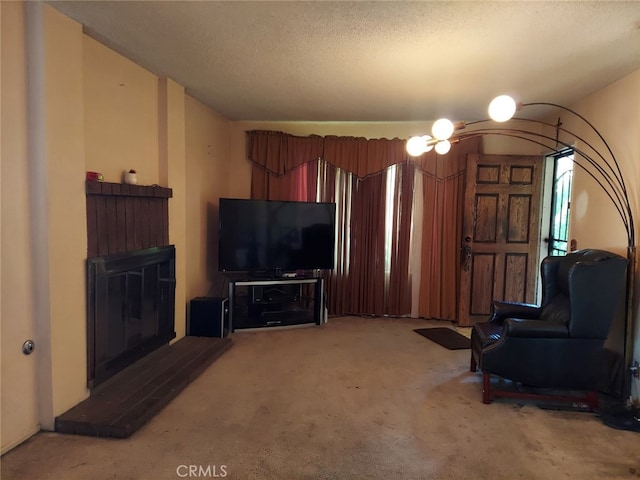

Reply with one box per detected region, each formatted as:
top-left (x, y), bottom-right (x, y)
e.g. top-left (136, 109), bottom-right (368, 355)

top-left (499, 127), bottom-right (629, 226)
top-left (464, 105), bottom-right (635, 246)
top-left (522, 102), bottom-right (633, 230)
top-left (466, 116), bottom-right (630, 221)
top-left (455, 129), bottom-right (634, 247)
top-left (571, 163), bottom-right (632, 242)
top-left (523, 102), bottom-right (624, 187)
top-left (464, 117), bottom-right (628, 208)
top-left (512, 117), bottom-right (625, 187)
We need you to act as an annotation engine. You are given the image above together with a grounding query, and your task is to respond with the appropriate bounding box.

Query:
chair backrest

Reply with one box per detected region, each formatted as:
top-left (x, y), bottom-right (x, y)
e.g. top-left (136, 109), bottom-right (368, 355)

top-left (539, 249), bottom-right (627, 339)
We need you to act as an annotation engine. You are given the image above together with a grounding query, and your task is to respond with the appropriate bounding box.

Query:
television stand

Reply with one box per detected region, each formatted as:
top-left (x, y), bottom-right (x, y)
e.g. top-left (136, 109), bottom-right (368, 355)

top-left (227, 277), bottom-right (324, 332)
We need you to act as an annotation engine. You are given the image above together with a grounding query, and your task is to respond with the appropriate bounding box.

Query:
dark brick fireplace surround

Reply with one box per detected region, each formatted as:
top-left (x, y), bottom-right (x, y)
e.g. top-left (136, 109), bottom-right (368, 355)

top-left (53, 181), bottom-right (231, 438)
top-left (85, 180), bottom-right (175, 388)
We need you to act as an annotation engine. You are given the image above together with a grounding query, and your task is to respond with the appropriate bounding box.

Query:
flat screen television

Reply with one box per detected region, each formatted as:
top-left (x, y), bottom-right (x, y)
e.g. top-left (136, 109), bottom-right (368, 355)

top-left (218, 198), bottom-right (336, 275)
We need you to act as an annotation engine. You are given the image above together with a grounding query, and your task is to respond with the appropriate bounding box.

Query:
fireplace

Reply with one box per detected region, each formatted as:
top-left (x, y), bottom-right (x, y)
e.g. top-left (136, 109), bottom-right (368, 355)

top-left (86, 245), bottom-right (176, 388)
top-left (84, 180), bottom-right (174, 388)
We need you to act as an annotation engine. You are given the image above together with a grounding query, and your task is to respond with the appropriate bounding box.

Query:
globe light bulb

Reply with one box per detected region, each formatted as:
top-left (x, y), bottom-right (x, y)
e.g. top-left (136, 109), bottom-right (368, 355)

top-left (488, 95), bottom-right (517, 122)
top-left (434, 140), bottom-right (451, 155)
top-left (406, 136), bottom-right (426, 156)
top-left (432, 118), bottom-right (455, 140)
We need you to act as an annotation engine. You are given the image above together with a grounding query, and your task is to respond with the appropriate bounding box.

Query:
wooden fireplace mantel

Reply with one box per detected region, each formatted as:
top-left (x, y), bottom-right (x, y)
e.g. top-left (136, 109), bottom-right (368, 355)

top-left (86, 180), bottom-right (173, 258)
top-left (85, 180), bottom-right (172, 198)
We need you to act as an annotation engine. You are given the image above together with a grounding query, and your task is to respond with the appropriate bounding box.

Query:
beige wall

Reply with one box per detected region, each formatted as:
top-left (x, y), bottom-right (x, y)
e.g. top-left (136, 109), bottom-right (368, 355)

top-left (160, 78), bottom-right (188, 339)
top-left (2, 2), bottom-right (90, 444)
top-left (563, 71), bottom-right (639, 256)
top-left (1, 1), bottom-right (40, 453)
top-left (43, 5), bottom-right (88, 422)
top-left (231, 121), bottom-right (433, 150)
top-left (84, 37), bottom-right (159, 184)
top-left (184, 96), bottom-right (232, 302)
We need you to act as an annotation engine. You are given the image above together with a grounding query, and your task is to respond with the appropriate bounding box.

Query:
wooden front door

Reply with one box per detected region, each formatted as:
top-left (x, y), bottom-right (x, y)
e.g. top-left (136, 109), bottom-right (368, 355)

top-left (458, 154), bottom-right (543, 327)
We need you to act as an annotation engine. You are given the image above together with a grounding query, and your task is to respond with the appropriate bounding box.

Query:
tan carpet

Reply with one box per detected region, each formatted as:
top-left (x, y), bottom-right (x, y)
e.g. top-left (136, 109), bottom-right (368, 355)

top-left (2, 316), bottom-right (639, 480)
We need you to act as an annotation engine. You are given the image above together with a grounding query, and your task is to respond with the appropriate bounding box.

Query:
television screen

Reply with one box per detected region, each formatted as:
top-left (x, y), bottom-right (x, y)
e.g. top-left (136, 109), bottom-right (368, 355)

top-left (218, 198), bottom-right (336, 274)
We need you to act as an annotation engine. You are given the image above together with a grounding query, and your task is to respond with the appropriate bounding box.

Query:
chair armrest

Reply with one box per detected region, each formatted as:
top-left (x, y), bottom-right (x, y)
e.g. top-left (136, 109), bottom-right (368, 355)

top-left (504, 318), bottom-right (569, 338)
top-left (488, 301), bottom-right (541, 323)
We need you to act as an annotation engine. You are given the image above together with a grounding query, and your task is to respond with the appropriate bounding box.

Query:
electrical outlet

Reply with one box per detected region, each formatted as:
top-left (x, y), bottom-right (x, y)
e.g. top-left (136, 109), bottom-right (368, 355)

top-left (631, 360), bottom-right (640, 379)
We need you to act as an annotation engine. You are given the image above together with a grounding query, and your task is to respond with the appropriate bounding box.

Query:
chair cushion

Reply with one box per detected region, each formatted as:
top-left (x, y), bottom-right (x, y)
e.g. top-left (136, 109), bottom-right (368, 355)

top-left (473, 322), bottom-right (503, 348)
top-left (540, 294), bottom-right (570, 324)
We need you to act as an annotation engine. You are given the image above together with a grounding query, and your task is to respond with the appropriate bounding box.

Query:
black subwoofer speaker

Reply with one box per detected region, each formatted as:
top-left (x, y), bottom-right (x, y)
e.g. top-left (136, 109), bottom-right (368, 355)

top-left (188, 297), bottom-right (228, 338)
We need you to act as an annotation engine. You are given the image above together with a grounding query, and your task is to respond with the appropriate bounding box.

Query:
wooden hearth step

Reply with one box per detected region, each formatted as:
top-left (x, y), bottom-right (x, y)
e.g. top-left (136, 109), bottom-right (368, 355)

top-left (54, 336), bottom-right (232, 438)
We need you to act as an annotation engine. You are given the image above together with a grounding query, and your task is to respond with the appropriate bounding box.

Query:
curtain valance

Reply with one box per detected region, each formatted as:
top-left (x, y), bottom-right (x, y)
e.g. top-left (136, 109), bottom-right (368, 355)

top-left (247, 130), bottom-right (482, 180)
top-left (247, 130), bottom-right (324, 176)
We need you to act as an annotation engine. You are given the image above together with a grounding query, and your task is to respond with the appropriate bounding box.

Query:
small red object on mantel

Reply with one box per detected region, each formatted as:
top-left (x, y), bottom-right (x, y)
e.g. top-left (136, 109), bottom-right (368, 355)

top-left (86, 171), bottom-right (104, 182)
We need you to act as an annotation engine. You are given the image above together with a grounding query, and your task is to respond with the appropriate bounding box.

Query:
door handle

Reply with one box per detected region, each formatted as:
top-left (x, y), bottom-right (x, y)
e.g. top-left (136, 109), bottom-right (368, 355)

top-left (462, 245), bottom-right (472, 272)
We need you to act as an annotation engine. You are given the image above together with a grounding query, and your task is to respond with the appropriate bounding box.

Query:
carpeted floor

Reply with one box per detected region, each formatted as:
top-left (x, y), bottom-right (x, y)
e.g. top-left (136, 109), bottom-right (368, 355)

top-left (2, 316), bottom-right (639, 480)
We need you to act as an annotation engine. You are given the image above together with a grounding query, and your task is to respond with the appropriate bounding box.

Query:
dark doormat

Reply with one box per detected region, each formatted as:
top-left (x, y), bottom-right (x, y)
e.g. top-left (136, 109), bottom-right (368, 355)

top-left (414, 327), bottom-right (470, 350)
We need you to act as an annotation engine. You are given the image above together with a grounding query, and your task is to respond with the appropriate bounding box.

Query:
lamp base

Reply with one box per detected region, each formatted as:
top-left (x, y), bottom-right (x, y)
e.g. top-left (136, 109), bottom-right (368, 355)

top-left (597, 402), bottom-right (640, 432)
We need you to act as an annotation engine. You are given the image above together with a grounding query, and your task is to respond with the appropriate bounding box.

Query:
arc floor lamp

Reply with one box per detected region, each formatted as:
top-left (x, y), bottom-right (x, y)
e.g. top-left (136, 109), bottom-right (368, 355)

top-left (407, 95), bottom-right (637, 414)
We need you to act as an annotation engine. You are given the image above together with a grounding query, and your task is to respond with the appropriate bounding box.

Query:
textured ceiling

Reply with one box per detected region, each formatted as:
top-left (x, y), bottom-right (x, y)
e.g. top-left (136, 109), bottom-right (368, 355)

top-left (49, 1), bottom-right (640, 122)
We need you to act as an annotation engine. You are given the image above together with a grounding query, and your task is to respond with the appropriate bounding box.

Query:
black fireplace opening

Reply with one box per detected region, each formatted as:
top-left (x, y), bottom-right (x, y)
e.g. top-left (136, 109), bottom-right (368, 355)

top-left (87, 245), bottom-right (176, 389)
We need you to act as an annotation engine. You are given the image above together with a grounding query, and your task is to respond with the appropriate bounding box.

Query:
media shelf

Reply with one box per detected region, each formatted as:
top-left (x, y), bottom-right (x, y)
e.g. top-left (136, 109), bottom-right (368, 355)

top-left (227, 277), bottom-right (324, 331)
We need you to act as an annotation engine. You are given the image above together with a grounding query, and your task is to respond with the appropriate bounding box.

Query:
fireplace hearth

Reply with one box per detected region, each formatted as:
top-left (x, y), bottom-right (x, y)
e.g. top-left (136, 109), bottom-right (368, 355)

top-left (87, 245), bottom-right (176, 388)
top-left (55, 182), bottom-right (230, 438)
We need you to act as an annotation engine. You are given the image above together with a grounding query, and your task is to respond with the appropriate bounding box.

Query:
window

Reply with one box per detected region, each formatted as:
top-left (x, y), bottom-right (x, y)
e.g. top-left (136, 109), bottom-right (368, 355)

top-left (548, 149), bottom-right (574, 256)
top-left (384, 164), bottom-right (397, 275)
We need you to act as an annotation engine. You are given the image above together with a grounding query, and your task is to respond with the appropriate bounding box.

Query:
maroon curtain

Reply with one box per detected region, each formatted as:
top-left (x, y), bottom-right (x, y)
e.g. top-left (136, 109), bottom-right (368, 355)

top-left (314, 161), bottom-right (413, 316)
top-left (251, 160), bottom-right (318, 201)
top-left (245, 130), bottom-right (481, 320)
top-left (348, 172), bottom-right (388, 314)
top-left (247, 130), bottom-right (323, 176)
top-left (387, 162), bottom-right (414, 316)
top-left (248, 130), bottom-right (406, 181)
top-left (413, 138), bottom-right (482, 320)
